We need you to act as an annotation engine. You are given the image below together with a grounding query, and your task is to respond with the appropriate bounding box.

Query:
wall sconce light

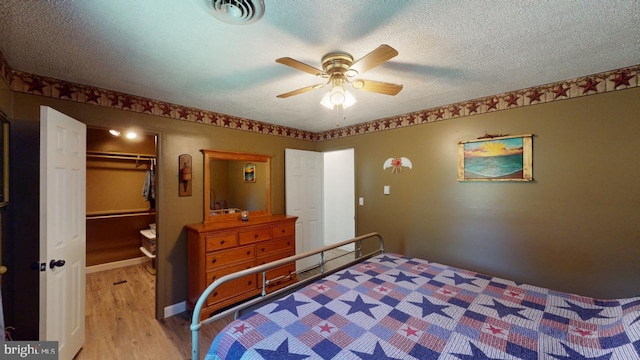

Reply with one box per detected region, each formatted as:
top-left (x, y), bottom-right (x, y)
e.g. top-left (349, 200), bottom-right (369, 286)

top-left (179, 154), bottom-right (192, 197)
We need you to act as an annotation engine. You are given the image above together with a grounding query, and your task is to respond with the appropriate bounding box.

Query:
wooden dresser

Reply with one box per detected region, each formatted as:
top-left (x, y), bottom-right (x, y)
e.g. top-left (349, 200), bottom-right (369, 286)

top-left (186, 214), bottom-right (297, 319)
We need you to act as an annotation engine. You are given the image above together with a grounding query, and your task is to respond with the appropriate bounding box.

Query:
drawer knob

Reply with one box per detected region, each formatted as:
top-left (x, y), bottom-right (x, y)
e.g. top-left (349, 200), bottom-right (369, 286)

top-left (211, 258), bottom-right (217, 263)
top-left (281, 229), bottom-right (285, 233)
top-left (287, 241), bottom-right (290, 245)
top-left (220, 240), bottom-right (225, 244)
top-left (261, 247), bottom-right (265, 252)
top-left (246, 250), bottom-right (251, 255)
top-left (211, 275), bottom-right (217, 281)
top-left (213, 292), bottom-right (218, 297)
top-left (254, 234), bottom-right (258, 239)
top-left (248, 280), bottom-right (252, 285)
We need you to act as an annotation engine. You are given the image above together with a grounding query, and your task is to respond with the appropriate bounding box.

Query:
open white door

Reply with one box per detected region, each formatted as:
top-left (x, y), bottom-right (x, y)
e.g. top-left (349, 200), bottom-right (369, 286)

top-left (285, 149), bottom-right (322, 272)
top-left (39, 106), bottom-right (86, 360)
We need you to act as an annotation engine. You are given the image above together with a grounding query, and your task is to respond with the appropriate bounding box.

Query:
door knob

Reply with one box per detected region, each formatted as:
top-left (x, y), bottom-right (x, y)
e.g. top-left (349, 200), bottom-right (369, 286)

top-left (49, 259), bottom-right (66, 269)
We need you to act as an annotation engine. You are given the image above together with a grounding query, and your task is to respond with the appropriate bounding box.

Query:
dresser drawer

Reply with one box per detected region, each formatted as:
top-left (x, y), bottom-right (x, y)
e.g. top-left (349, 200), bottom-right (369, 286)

top-left (239, 227), bottom-right (272, 245)
top-left (272, 223), bottom-right (295, 239)
top-left (206, 261), bottom-right (256, 306)
top-left (257, 249), bottom-right (295, 287)
top-left (206, 245), bottom-right (254, 271)
top-left (186, 215), bottom-right (298, 317)
top-left (205, 232), bottom-right (238, 252)
top-left (256, 236), bottom-right (294, 258)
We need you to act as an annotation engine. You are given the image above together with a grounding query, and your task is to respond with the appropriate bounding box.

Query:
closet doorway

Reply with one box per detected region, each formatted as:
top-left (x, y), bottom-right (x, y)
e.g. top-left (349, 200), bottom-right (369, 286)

top-left (285, 148), bottom-right (355, 272)
top-left (84, 127), bottom-right (158, 300)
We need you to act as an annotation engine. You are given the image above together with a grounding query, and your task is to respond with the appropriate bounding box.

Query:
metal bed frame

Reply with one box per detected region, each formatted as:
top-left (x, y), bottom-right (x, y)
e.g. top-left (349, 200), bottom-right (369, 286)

top-left (190, 232), bottom-right (385, 360)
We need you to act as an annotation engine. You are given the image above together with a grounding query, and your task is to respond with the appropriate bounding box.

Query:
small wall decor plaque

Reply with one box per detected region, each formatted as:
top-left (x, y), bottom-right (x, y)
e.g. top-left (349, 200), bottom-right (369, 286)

top-left (457, 134), bottom-right (533, 181)
top-left (179, 154), bottom-right (193, 196)
top-left (383, 157), bottom-right (413, 174)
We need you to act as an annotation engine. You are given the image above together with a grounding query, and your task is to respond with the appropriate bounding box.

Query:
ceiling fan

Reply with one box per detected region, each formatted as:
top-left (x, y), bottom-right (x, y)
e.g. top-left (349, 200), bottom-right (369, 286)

top-left (276, 44), bottom-right (403, 109)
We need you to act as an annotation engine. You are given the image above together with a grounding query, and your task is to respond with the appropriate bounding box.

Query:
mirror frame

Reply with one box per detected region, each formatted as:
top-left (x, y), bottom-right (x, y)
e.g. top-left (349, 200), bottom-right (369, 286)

top-left (202, 149), bottom-right (271, 223)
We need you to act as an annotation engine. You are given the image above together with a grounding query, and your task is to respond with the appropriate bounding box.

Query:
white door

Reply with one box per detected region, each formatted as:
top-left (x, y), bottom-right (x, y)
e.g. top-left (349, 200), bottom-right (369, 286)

top-left (285, 149), bottom-right (322, 271)
top-left (323, 149), bottom-right (355, 251)
top-left (39, 106), bottom-right (86, 360)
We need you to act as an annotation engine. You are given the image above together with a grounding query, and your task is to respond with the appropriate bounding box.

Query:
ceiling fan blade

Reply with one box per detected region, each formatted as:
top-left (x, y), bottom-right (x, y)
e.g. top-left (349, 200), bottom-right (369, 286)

top-left (276, 83), bottom-right (326, 98)
top-left (353, 79), bottom-right (403, 95)
top-left (276, 57), bottom-right (325, 76)
top-left (350, 44), bottom-right (399, 75)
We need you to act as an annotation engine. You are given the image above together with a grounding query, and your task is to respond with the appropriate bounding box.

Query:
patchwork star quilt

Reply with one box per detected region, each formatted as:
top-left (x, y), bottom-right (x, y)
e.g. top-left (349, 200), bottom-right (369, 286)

top-left (206, 253), bottom-right (640, 359)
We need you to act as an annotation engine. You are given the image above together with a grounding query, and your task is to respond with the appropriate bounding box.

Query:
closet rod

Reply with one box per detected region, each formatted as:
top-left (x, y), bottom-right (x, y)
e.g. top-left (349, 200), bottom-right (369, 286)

top-left (87, 150), bottom-right (155, 159)
top-left (87, 151), bottom-right (155, 167)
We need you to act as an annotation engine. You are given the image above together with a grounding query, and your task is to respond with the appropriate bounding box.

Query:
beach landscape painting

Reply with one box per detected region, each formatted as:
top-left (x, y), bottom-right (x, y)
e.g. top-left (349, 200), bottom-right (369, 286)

top-left (457, 134), bottom-right (533, 181)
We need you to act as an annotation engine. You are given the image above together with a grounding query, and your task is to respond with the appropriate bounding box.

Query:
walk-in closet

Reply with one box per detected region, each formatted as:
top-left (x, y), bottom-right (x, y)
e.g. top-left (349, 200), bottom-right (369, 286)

top-left (85, 128), bottom-right (157, 274)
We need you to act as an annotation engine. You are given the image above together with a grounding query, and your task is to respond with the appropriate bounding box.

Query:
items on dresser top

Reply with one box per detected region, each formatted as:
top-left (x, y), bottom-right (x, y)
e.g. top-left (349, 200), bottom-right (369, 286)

top-left (186, 215), bottom-right (297, 320)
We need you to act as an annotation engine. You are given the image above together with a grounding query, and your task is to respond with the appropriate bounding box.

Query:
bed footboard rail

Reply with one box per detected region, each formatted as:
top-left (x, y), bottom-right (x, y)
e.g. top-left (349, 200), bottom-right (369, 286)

top-left (191, 232), bottom-right (384, 360)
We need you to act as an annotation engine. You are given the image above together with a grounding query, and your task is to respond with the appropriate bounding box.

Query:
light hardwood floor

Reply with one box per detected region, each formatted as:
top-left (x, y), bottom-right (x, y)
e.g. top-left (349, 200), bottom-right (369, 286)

top-left (78, 264), bottom-right (230, 359)
top-left (77, 248), bottom-right (354, 359)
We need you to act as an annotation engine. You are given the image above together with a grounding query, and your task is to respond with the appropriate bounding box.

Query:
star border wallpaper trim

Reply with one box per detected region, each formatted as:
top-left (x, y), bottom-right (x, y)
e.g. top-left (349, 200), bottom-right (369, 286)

top-left (0, 51), bottom-right (637, 142)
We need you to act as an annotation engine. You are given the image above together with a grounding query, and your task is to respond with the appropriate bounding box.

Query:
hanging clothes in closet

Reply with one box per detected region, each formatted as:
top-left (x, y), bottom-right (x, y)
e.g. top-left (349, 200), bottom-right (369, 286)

top-left (142, 159), bottom-right (156, 209)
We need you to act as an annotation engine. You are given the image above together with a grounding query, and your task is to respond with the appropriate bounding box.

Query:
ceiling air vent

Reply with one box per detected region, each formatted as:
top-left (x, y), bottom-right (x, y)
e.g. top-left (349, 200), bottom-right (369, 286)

top-left (202, 0), bottom-right (265, 25)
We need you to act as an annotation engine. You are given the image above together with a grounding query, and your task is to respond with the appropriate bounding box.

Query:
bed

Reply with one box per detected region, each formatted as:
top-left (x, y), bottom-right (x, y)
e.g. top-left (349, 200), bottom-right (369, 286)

top-left (191, 233), bottom-right (640, 359)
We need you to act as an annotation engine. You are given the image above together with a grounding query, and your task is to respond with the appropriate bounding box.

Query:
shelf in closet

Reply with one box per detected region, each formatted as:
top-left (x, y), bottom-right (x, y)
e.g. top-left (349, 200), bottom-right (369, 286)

top-left (87, 150), bottom-right (155, 167)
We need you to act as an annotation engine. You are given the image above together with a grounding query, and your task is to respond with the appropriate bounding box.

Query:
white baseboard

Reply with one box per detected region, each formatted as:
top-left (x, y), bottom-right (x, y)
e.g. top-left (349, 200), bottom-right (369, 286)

top-left (164, 301), bottom-right (186, 318)
top-left (86, 256), bottom-right (150, 274)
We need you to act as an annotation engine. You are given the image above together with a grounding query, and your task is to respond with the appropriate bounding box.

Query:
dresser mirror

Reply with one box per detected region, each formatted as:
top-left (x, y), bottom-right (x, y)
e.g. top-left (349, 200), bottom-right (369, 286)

top-left (202, 149), bottom-right (271, 223)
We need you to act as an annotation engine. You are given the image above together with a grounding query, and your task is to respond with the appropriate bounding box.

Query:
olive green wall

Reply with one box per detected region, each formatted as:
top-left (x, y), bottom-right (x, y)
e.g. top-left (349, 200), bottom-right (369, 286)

top-left (317, 87), bottom-right (640, 299)
top-left (3, 81), bottom-right (638, 339)
top-left (6, 91), bottom-right (314, 338)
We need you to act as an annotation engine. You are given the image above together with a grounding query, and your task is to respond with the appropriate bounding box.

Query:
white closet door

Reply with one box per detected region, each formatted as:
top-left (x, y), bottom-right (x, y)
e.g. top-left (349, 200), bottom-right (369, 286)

top-left (285, 149), bottom-right (322, 272)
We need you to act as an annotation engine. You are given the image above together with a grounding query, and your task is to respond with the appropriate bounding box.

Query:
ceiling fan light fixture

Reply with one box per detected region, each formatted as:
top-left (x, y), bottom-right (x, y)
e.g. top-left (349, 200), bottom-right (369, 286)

top-left (321, 85), bottom-right (356, 109)
top-left (276, 44), bottom-right (400, 111)
top-left (345, 69), bottom-right (359, 78)
top-left (351, 79), bottom-right (365, 89)
top-left (342, 90), bottom-right (357, 108)
top-left (330, 86), bottom-right (346, 105)
top-left (320, 91), bottom-right (334, 109)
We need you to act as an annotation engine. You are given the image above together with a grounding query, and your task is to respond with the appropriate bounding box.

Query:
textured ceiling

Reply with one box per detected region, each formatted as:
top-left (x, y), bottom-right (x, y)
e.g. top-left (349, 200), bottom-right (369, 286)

top-left (0, 1), bottom-right (638, 132)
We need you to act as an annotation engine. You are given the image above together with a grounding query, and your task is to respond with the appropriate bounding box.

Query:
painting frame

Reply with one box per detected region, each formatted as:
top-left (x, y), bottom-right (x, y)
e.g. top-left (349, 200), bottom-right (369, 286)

top-left (243, 163), bottom-right (256, 183)
top-left (457, 134), bottom-right (533, 182)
